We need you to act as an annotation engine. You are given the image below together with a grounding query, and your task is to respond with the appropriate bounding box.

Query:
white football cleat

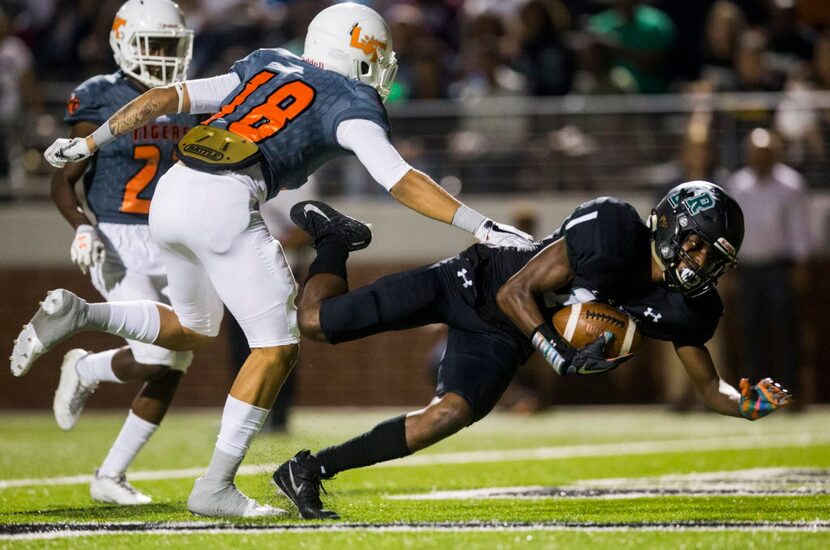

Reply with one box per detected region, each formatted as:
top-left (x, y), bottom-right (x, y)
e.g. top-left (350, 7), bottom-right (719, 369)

top-left (10, 289), bottom-right (89, 377)
top-left (91, 469), bottom-right (152, 505)
top-left (53, 349), bottom-right (95, 431)
top-left (187, 477), bottom-right (287, 517)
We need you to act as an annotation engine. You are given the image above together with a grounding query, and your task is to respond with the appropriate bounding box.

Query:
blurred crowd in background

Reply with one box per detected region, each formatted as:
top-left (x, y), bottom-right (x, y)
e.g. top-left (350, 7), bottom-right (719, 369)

top-left (1, 0), bottom-right (827, 414)
top-left (2, 0), bottom-right (830, 198)
top-left (5, 0), bottom-right (830, 99)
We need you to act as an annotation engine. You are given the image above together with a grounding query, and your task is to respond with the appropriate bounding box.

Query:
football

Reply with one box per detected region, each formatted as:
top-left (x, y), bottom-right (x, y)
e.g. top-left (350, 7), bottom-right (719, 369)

top-left (552, 302), bottom-right (641, 357)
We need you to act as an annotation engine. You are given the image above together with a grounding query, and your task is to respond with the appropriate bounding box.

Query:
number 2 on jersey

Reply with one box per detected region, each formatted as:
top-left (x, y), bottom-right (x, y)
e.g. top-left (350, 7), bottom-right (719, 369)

top-left (204, 70), bottom-right (316, 143)
top-left (120, 144), bottom-right (160, 215)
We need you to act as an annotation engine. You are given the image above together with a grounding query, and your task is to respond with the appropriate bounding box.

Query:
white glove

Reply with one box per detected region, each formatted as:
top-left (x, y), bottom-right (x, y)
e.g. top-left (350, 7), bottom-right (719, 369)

top-left (474, 219), bottom-right (535, 250)
top-left (44, 137), bottom-right (93, 168)
top-left (71, 224), bottom-right (106, 274)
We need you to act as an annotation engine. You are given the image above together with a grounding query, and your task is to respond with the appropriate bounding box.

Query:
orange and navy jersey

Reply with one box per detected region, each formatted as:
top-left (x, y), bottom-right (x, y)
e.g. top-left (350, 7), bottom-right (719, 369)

top-left (192, 48), bottom-right (390, 200)
top-left (65, 72), bottom-right (197, 224)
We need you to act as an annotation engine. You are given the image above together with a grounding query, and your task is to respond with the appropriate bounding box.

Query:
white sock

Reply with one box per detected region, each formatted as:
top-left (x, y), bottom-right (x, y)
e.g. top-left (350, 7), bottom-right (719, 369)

top-left (86, 301), bottom-right (162, 344)
top-left (205, 395), bottom-right (269, 482)
top-left (76, 349), bottom-right (123, 386)
top-left (98, 411), bottom-right (159, 477)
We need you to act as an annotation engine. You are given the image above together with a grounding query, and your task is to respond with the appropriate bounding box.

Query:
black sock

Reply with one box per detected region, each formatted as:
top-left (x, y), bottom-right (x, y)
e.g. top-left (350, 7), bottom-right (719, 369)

top-left (316, 415), bottom-right (411, 478)
top-left (307, 233), bottom-right (349, 282)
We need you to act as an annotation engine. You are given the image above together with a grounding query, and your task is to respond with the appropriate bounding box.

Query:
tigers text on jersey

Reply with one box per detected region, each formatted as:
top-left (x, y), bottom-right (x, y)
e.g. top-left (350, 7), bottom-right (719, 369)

top-left (65, 72), bottom-right (198, 224)
top-left (460, 197), bottom-right (723, 356)
top-left (185, 49), bottom-right (391, 200)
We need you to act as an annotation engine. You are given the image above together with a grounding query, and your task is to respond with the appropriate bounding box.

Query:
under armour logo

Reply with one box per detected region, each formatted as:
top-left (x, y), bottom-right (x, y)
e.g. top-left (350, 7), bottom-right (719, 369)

top-left (457, 268), bottom-right (473, 288)
top-left (644, 307), bottom-right (662, 322)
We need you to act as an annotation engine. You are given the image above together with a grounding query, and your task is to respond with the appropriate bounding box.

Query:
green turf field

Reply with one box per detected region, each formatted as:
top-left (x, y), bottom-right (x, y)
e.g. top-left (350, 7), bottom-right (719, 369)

top-left (1, 406), bottom-right (829, 548)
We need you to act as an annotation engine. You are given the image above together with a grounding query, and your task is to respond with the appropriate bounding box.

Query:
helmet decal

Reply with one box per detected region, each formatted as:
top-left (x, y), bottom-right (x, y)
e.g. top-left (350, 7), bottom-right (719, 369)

top-left (349, 24), bottom-right (387, 62)
top-left (668, 189), bottom-right (716, 215)
top-left (112, 16), bottom-right (127, 40)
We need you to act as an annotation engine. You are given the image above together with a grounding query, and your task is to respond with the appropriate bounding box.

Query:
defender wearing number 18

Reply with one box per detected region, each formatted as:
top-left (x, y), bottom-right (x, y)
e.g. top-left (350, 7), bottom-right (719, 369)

top-left (18, 2), bottom-right (532, 518)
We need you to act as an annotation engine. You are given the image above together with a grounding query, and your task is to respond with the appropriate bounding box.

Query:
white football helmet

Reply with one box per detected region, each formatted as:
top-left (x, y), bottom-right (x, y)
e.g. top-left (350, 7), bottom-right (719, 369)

top-left (303, 2), bottom-right (398, 101)
top-left (109, 0), bottom-right (193, 88)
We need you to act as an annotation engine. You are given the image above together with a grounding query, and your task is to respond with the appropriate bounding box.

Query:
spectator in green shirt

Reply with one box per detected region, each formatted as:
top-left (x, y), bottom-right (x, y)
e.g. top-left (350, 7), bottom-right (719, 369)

top-left (586, 0), bottom-right (677, 93)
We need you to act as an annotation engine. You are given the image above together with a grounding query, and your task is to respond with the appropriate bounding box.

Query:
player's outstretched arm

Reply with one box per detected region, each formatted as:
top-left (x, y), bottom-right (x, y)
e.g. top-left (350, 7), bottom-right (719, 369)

top-left (44, 83), bottom-right (190, 168)
top-left (337, 118), bottom-right (533, 248)
top-left (390, 170), bottom-right (533, 248)
top-left (675, 343), bottom-right (793, 419)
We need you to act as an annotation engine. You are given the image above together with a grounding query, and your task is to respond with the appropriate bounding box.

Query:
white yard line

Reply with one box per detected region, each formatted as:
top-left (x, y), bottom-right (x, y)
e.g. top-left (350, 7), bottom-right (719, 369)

top-left (3, 521), bottom-right (830, 540)
top-left (2, 431), bottom-right (829, 490)
top-left (387, 467), bottom-right (830, 501)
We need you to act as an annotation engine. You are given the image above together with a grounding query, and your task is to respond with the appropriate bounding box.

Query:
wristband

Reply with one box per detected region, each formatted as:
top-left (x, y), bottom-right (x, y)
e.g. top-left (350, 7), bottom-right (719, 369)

top-left (174, 82), bottom-right (185, 113)
top-left (90, 121), bottom-right (115, 149)
top-left (452, 204), bottom-right (487, 234)
top-left (531, 323), bottom-right (572, 375)
top-left (531, 323), bottom-right (559, 342)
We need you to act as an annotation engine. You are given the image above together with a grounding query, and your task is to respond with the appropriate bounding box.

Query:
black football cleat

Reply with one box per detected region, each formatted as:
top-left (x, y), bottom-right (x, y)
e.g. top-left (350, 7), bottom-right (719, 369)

top-left (289, 200), bottom-right (372, 252)
top-left (273, 450), bottom-right (340, 520)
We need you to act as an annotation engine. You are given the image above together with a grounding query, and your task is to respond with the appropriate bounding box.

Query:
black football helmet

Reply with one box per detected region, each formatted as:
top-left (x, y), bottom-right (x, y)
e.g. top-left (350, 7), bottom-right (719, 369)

top-left (650, 181), bottom-right (744, 297)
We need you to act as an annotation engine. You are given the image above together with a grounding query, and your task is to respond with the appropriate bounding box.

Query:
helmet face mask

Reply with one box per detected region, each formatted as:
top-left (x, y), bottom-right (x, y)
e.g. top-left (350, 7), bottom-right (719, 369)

top-left (110, 0), bottom-right (193, 89)
top-left (303, 3), bottom-right (398, 101)
top-left (651, 181), bottom-right (744, 297)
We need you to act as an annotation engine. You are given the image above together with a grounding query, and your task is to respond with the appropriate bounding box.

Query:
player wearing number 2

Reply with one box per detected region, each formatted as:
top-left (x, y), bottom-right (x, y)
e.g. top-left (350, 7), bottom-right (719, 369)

top-left (17, 2), bottom-right (531, 517)
top-left (47, 0), bottom-right (196, 506)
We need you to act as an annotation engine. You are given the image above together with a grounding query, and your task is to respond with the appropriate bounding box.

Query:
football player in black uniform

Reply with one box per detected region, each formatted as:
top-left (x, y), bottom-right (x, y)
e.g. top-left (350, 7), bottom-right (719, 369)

top-left (273, 181), bottom-right (793, 520)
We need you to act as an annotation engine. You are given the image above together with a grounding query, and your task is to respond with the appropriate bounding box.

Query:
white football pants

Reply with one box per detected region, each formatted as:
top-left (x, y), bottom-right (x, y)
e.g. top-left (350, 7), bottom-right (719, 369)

top-left (149, 162), bottom-right (299, 348)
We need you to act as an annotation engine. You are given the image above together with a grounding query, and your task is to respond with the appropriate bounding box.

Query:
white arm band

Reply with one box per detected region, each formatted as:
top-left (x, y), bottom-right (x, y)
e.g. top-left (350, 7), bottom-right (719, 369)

top-left (184, 73), bottom-right (242, 114)
top-left (452, 204), bottom-right (487, 234)
top-left (174, 82), bottom-right (185, 113)
top-left (90, 122), bottom-right (115, 149)
top-left (336, 119), bottom-right (412, 191)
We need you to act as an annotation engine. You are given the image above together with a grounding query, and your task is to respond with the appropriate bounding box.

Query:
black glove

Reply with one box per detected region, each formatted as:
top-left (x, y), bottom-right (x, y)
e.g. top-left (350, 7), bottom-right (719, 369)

top-left (569, 332), bottom-right (633, 375)
top-left (532, 324), bottom-right (632, 376)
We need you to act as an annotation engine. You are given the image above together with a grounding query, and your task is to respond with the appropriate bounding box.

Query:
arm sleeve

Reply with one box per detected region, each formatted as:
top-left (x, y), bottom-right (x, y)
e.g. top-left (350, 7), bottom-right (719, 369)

top-left (336, 119), bottom-right (412, 191)
top-left (184, 73), bottom-right (242, 114)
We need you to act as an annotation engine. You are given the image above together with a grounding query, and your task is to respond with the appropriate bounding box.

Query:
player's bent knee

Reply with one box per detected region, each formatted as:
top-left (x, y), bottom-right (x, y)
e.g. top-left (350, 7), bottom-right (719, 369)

top-left (428, 394), bottom-right (473, 434)
top-left (250, 343), bottom-right (299, 367)
top-left (177, 326), bottom-right (215, 350)
top-left (297, 308), bottom-right (325, 342)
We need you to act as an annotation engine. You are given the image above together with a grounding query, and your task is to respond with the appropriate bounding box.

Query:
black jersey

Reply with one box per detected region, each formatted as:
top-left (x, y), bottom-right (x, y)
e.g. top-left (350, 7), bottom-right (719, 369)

top-left (460, 197), bottom-right (723, 352)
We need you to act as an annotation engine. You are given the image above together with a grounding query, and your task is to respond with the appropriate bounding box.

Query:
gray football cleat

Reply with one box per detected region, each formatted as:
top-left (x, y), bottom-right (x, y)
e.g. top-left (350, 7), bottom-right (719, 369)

top-left (187, 477), bottom-right (287, 518)
top-left (53, 349), bottom-right (95, 431)
top-left (90, 469), bottom-right (152, 505)
top-left (11, 289), bottom-right (89, 377)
